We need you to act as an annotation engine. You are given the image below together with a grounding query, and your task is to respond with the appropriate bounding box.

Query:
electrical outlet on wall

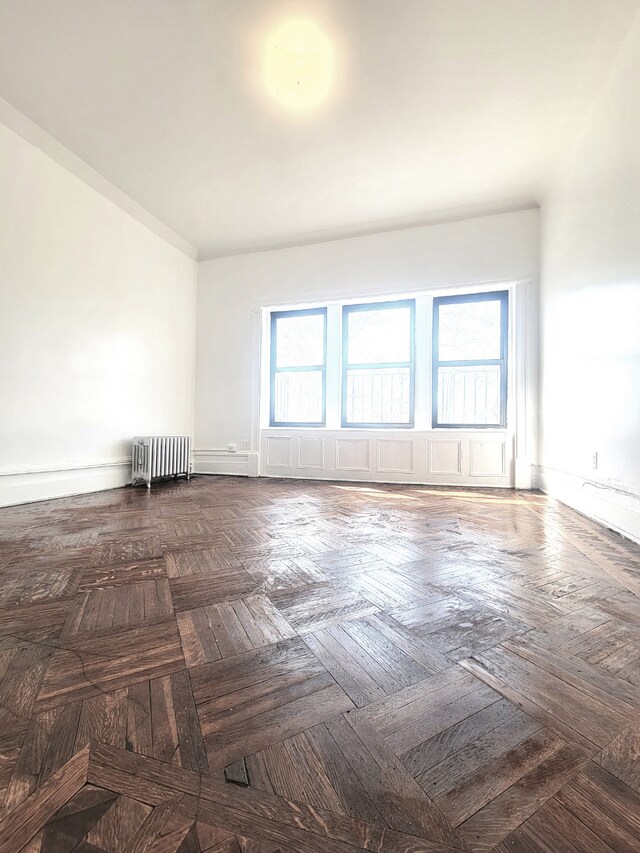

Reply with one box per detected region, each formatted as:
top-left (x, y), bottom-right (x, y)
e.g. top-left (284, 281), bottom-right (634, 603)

top-left (228, 443), bottom-right (237, 453)
top-left (592, 451), bottom-right (598, 469)
top-left (240, 439), bottom-right (250, 449)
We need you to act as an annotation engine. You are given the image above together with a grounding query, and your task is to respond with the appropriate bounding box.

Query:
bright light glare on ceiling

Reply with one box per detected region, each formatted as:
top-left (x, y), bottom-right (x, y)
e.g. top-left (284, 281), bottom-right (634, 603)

top-left (264, 18), bottom-right (334, 111)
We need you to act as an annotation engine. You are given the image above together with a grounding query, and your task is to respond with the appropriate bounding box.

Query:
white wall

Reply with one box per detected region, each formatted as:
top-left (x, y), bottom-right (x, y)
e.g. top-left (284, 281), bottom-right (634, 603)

top-left (195, 208), bottom-right (539, 485)
top-left (539, 13), bottom-right (640, 542)
top-left (0, 121), bottom-right (197, 506)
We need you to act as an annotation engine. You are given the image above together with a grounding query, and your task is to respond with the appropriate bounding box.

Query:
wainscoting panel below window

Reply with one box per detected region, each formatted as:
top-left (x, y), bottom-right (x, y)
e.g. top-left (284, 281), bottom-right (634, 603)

top-left (261, 429), bottom-right (513, 487)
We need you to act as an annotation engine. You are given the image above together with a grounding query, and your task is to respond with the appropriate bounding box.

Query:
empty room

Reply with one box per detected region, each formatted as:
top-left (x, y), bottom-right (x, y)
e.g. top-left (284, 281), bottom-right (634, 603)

top-left (1, 1), bottom-right (640, 850)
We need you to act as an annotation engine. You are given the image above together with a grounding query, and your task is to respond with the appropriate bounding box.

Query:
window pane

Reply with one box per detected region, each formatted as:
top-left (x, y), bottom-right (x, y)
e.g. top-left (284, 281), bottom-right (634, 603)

top-left (438, 299), bottom-right (502, 361)
top-left (274, 371), bottom-right (323, 423)
top-left (347, 305), bottom-right (411, 364)
top-left (275, 313), bottom-right (324, 367)
top-left (345, 367), bottom-right (411, 424)
top-left (437, 365), bottom-right (501, 425)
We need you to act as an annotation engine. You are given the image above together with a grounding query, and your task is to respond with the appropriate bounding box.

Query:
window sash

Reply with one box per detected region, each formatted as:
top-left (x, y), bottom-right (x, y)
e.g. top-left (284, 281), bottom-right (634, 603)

top-left (270, 308), bottom-right (327, 426)
top-left (341, 299), bottom-right (416, 428)
top-left (432, 291), bottom-right (508, 428)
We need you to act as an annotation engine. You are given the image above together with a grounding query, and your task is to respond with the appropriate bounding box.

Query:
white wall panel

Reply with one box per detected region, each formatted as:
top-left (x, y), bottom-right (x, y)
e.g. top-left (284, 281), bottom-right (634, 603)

top-left (469, 440), bottom-right (506, 477)
top-left (297, 436), bottom-right (325, 469)
top-left (266, 436), bottom-right (293, 468)
top-left (336, 439), bottom-right (371, 472)
top-left (428, 441), bottom-right (462, 476)
top-left (376, 440), bottom-right (415, 474)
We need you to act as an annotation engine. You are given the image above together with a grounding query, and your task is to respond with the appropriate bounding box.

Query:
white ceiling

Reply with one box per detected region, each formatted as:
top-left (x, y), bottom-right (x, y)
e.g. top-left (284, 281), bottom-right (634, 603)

top-left (0, 0), bottom-right (638, 258)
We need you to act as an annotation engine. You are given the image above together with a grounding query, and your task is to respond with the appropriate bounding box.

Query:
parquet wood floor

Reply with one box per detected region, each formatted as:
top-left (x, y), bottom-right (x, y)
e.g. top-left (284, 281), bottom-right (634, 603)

top-left (1, 477), bottom-right (640, 851)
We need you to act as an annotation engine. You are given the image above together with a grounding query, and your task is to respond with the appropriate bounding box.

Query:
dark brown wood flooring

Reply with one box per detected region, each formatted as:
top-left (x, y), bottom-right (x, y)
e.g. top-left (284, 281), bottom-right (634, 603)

top-left (1, 476), bottom-right (640, 852)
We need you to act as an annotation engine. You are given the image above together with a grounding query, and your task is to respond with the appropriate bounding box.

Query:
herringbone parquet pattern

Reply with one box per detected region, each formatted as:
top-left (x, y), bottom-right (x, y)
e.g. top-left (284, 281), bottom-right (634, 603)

top-left (1, 475), bottom-right (640, 852)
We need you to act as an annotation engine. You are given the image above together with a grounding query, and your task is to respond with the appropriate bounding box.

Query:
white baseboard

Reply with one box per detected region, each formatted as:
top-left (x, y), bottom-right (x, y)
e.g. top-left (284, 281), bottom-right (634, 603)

top-left (536, 465), bottom-right (640, 545)
top-left (193, 450), bottom-right (259, 478)
top-left (0, 459), bottom-right (131, 507)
